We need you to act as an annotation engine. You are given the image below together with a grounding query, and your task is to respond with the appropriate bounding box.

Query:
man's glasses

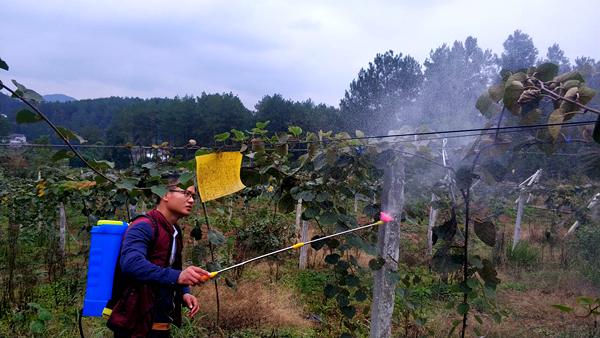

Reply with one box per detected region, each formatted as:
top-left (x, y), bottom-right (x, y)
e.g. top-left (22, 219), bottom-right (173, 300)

top-left (169, 189), bottom-right (195, 199)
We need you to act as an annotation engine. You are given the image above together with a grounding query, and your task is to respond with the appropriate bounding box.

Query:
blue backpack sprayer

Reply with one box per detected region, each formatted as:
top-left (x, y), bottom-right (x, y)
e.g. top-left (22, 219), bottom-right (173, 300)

top-left (82, 220), bottom-right (128, 317)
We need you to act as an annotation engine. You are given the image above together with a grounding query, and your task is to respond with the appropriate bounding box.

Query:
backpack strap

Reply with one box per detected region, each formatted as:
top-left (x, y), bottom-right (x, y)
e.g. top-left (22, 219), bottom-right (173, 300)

top-left (129, 214), bottom-right (159, 252)
top-left (104, 213), bottom-right (159, 315)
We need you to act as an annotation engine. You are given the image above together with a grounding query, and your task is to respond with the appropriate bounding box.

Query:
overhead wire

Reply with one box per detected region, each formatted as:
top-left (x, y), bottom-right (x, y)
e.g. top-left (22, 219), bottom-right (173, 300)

top-left (1, 119), bottom-right (596, 150)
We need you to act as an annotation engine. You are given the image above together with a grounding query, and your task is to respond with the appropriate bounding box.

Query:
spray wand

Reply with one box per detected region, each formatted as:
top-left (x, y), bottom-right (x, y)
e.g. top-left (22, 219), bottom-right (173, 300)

top-left (199, 212), bottom-right (394, 282)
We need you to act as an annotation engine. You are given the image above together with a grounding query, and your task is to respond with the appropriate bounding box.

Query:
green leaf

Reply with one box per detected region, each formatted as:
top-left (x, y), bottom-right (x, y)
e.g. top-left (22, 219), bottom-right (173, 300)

top-left (194, 148), bottom-right (212, 157)
top-left (297, 190), bottom-right (315, 202)
top-left (345, 275), bottom-right (360, 287)
top-left (455, 167), bottom-right (478, 190)
top-left (38, 309), bottom-right (52, 321)
top-left (577, 296), bottom-right (595, 305)
top-left (116, 178), bottom-right (138, 191)
top-left (29, 320), bottom-right (44, 334)
top-left (255, 120), bottom-right (270, 129)
top-left (288, 126), bottom-right (302, 137)
top-left (278, 193), bottom-right (295, 213)
top-left (554, 71), bottom-right (585, 84)
top-left (214, 132), bottom-right (230, 142)
top-left (503, 80), bottom-right (524, 115)
top-left (89, 159), bottom-right (115, 170)
top-left (208, 229), bottom-right (226, 246)
top-left (488, 84), bottom-right (505, 102)
top-left (0, 58), bottom-right (8, 71)
top-left (363, 204), bottom-right (379, 218)
top-left (315, 192), bottom-right (331, 203)
top-left (432, 210), bottom-right (457, 243)
top-left (150, 185), bottom-right (168, 198)
top-left (325, 253), bottom-right (340, 264)
top-left (474, 314), bottom-right (483, 325)
top-left (476, 93), bottom-right (495, 117)
top-left (368, 256), bottom-right (385, 271)
top-left (336, 260), bottom-right (350, 271)
top-left (11, 80), bottom-right (43, 102)
top-left (15, 109), bottom-right (42, 123)
top-left (354, 289), bottom-right (367, 301)
top-left (457, 302), bottom-right (470, 315)
top-left (551, 304), bottom-right (573, 313)
top-left (473, 219), bottom-right (496, 246)
top-left (324, 284), bottom-right (338, 298)
top-left (302, 206), bottom-right (320, 220)
top-left (230, 128), bottom-right (247, 141)
top-left (178, 172), bottom-right (194, 187)
top-left (340, 305), bottom-right (356, 319)
top-left (336, 293), bottom-right (350, 307)
top-left (318, 211), bottom-right (338, 225)
top-left (466, 278), bottom-right (479, 290)
top-left (535, 63), bottom-right (559, 82)
top-left (51, 149), bottom-right (74, 162)
top-left (326, 238), bottom-right (340, 249)
top-left (548, 108), bottom-right (565, 140)
top-left (56, 126), bottom-right (87, 143)
top-left (431, 251), bottom-right (463, 274)
top-left (479, 259), bottom-right (500, 288)
top-left (310, 235), bottom-right (326, 250)
top-left (579, 85), bottom-right (597, 105)
top-left (593, 114), bottom-right (600, 144)
top-left (190, 226), bottom-right (202, 240)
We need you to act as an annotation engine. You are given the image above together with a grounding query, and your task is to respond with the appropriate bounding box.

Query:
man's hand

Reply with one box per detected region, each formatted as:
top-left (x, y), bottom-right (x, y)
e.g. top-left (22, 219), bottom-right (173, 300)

top-left (177, 266), bottom-right (210, 285)
top-left (182, 293), bottom-right (200, 317)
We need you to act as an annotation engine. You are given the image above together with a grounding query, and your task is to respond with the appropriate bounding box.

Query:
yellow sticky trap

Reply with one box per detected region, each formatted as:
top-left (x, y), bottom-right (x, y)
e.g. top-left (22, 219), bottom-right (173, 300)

top-left (196, 152), bottom-right (246, 202)
top-left (291, 242), bottom-right (305, 249)
top-left (102, 307), bottom-right (112, 319)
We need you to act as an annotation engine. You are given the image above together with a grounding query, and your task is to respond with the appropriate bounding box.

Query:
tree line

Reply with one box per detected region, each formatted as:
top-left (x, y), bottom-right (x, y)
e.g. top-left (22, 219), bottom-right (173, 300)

top-left (1, 30), bottom-right (599, 168)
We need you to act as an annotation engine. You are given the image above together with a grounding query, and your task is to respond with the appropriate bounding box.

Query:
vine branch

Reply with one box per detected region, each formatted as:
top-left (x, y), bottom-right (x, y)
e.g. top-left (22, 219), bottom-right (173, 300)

top-left (0, 83), bottom-right (115, 183)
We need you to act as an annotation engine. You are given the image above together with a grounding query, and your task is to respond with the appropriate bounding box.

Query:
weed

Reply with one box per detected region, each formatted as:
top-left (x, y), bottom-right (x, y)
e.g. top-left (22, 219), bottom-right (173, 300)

top-left (507, 242), bottom-right (540, 268)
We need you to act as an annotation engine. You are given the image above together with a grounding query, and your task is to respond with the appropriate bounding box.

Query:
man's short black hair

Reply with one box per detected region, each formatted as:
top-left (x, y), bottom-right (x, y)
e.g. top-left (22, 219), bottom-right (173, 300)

top-left (154, 172), bottom-right (181, 205)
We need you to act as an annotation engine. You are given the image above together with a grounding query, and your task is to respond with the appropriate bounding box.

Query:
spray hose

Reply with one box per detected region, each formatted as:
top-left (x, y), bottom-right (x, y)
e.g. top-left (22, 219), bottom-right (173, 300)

top-left (199, 212), bottom-right (394, 282)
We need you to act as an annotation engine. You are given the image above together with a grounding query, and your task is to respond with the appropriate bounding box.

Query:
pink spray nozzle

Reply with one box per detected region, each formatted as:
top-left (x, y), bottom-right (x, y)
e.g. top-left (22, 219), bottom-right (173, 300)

top-left (379, 212), bottom-right (393, 223)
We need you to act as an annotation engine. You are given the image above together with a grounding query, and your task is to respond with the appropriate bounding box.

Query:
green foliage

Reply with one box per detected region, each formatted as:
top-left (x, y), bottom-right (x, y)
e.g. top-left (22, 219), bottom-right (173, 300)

top-left (340, 50), bottom-right (423, 134)
top-left (568, 225), bottom-right (600, 285)
top-left (500, 30), bottom-right (538, 71)
top-left (15, 109), bottom-right (42, 123)
top-left (507, 241), bottom-right (540, 268)
top-left (0, 57), bottom-right (8, 71)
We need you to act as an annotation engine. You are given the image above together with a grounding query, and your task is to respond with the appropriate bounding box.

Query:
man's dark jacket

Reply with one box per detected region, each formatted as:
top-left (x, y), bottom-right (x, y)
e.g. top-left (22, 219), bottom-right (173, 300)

top-left (106, 209), bottom-right (189, 337)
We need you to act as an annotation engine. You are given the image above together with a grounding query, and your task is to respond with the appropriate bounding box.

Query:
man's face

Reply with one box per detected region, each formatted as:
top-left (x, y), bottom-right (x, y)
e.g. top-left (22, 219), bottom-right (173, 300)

top-left (164, 185), bottom-right (196, 218)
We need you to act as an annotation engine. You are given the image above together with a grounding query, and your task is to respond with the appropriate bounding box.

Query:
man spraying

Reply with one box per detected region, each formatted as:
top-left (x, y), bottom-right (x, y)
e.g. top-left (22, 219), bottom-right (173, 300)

top-left (107, 174), bottom-right (210, 338)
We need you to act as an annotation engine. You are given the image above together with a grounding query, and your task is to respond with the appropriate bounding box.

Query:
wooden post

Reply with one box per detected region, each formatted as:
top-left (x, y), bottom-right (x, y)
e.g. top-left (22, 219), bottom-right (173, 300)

top-left (513, 191), bottom-right (525, 250)
top-left (58, 202), bottom-right (67, 262)
top-left (370, 156), bottom-right (405, 338)
top-left (295, 199), bottom-right (310, 269)
top-left (299, 221), bottom-right (309, 269)
top-left (512, 169), bottom-right (542, 249)
top-left (427, 193), bottom-right (438, 255)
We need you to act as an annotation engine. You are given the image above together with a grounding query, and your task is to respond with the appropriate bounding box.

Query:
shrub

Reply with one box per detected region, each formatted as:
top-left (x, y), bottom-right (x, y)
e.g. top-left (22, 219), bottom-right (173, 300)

top-left (568, 224), bottom-right (600, 285)
top-left (506, 241), bottom-right (539, 268)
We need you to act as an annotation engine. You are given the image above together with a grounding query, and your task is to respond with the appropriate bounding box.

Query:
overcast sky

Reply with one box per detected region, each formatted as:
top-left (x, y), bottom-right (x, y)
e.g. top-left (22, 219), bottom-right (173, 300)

top-left (1, 0), bottom-right (599, 109)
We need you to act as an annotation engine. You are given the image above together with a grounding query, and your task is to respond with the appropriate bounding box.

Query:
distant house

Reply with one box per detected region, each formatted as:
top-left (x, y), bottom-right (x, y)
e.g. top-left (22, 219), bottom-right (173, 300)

top-left (8, 133), bottom-right (27, 147)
